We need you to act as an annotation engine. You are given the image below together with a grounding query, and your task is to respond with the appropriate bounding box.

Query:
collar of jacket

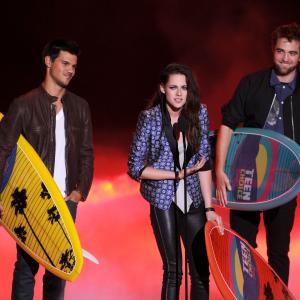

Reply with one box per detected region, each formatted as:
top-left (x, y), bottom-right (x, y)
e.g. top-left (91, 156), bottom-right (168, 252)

top-left (159, 100), bottom-right (194, 169)
top-left (38, 84), bottom-right (69, 104)
top-left (294, 68), bottom-right (300, 92)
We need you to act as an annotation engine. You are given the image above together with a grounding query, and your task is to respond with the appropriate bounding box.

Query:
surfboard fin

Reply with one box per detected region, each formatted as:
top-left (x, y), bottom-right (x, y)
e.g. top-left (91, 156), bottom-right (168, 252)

top-left (82, 248), bottom-right (99, 265)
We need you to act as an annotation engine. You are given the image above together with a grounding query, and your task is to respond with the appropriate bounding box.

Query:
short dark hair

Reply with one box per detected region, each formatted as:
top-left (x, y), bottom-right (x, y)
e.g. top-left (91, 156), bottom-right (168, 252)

top-left (271, 22), bottom-right (300, 47)
top-left (42, 39), bottom-right (80, 62)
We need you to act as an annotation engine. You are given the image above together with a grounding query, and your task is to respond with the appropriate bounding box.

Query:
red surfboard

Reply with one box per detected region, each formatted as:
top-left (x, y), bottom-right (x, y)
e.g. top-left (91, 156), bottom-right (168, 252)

top-left (205, 221), bottom-right (295, 299)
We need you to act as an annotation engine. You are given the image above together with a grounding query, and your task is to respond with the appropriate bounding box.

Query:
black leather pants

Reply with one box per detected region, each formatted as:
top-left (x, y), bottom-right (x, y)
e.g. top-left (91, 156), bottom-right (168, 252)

top-left (150, 202), bottom-right (209, 300)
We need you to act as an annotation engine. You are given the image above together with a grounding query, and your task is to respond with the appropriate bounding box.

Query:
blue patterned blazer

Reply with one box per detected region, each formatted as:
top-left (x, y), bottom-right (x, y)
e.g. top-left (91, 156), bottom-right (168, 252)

top-left (128, 102), bottom-right (211, 210)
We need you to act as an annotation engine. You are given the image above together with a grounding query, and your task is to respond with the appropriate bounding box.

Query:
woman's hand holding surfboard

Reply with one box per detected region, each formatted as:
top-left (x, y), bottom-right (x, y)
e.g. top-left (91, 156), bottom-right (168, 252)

top-left (205, 209), bottom-right (224, 235)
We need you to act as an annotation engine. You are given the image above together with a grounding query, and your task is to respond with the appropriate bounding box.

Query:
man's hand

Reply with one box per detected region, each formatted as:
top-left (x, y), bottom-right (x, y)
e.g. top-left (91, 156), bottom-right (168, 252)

top-left (215, 125), bottom-right (233, 207)
top-left (215, 170), bottom-right (232, 207)
top-left (65, 190), bottom-right (82, 203)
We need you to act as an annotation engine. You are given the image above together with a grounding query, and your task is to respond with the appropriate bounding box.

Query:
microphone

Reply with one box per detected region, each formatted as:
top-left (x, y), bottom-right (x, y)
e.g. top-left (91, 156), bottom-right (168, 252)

top-left (178, 117), bottom-right (187, 135)
top-left (173, 117), bottom-right (187, 140)
top-left (173, 122), bottom-right (181, 141)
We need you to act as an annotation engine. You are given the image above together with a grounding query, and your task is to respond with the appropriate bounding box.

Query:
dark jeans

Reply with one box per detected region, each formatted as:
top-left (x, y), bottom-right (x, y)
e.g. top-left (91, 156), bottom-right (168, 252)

top-left (150, 202), bottom-right (209, 300)
top-left (230, 198), bottom-right (297, 285)
top-left (11, 200), bottom-right (78, 300)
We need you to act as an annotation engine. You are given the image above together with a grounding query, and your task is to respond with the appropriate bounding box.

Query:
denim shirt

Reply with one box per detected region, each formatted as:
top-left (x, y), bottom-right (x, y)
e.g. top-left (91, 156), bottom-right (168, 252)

top-left (265, 69), bottom-right (296, 133)
top-left (128, 103), bottom-right (211, 210)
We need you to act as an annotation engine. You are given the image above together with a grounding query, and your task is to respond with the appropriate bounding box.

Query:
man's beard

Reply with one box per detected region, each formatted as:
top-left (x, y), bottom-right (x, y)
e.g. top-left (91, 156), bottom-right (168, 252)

top-left (50, 71), bottom-right (71, 88)
top-left (56, 80), bottom-right (68, 88)
top-left (274, 62), bottom-right (298, 76)
top-left (53, 77), bottom-right (70, 89)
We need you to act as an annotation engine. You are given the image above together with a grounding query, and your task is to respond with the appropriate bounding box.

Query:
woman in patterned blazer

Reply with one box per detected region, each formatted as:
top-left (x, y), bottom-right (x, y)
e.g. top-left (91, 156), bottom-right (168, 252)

top-left (128, 63), bottom-right (223, 300)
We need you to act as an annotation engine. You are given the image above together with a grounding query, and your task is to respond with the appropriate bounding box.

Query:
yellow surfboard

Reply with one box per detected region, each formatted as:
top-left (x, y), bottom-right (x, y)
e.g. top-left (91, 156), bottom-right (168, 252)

top-left (0, 112), bottom-right (83, 281)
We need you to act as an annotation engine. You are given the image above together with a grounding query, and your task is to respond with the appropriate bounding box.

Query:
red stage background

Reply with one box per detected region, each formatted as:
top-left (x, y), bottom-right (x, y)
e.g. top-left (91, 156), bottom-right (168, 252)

top-left (0, 0), bottom-right (300, 299)
top-left (0, 136), bottom-right (299, 299)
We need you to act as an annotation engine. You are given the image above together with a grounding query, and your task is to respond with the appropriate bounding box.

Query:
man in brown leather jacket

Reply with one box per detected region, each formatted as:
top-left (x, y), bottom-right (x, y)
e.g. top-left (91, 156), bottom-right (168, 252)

top-left (0, 39), bottom-right (94, 300)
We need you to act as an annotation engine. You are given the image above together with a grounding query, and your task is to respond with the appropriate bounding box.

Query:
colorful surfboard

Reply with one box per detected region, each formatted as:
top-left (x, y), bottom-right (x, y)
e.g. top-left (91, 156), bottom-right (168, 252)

top-left (0, 112), bottom-right (83, 281)
top-left (205, 221), bottom-right (295, 299)
top-left (210, 128), bottom-right (300, 210)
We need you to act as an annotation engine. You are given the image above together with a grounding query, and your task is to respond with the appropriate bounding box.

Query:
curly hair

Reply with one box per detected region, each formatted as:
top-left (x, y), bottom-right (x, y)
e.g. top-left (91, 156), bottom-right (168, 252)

top-left (271, 22), bottom-right (300, 48)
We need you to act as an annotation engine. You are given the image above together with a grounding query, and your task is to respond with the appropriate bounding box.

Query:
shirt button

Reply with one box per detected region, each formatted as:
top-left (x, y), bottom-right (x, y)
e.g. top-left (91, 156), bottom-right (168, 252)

top-left (282, 85), bottom-right (286, 89)
top-left (279, 117), bottom-right (282, 120)
top-left (281, 101), bottom-right (284, 104)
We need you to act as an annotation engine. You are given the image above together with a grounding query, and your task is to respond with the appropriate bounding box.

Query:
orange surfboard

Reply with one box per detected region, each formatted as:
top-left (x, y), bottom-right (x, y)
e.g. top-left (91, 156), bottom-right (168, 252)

top-left (205, 221), bottom-right (295, 299)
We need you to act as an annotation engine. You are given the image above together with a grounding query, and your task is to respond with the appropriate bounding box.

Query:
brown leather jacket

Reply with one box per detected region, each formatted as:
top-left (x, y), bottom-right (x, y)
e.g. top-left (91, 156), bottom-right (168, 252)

top-left (0, 86), bottom-right (94, 200)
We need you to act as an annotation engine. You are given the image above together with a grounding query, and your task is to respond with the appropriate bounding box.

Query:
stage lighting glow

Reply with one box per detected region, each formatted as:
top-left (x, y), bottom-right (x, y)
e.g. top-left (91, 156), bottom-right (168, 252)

top-left (87, 174), bottom-right (139, 203)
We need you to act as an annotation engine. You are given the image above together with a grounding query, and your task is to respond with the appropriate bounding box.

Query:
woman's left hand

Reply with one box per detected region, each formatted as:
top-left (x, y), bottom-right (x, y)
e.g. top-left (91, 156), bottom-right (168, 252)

top-left (189, 157), bottom-right (206, 174)
top-left (178, 157), bottom-right (206, 179)
top-left (205, 211), bottom-right (224, 235)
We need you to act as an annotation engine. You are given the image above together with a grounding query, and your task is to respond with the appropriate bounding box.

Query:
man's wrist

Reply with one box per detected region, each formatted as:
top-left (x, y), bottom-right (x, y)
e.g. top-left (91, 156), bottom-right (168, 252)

top-left (215, 166), bottom-right (225, 174)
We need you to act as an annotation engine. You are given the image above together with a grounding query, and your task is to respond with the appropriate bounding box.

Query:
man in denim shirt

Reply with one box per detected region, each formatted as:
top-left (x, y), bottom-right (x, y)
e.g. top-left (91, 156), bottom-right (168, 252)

top-left (215, 23), bottom-right (300, 285)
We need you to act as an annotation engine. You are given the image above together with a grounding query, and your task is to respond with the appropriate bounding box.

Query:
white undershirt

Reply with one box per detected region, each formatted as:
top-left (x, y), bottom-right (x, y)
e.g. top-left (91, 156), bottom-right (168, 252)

top-left (53, 109), bottom-right (67, 197)
top-left (173, 143), bottom-right (192, 213)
